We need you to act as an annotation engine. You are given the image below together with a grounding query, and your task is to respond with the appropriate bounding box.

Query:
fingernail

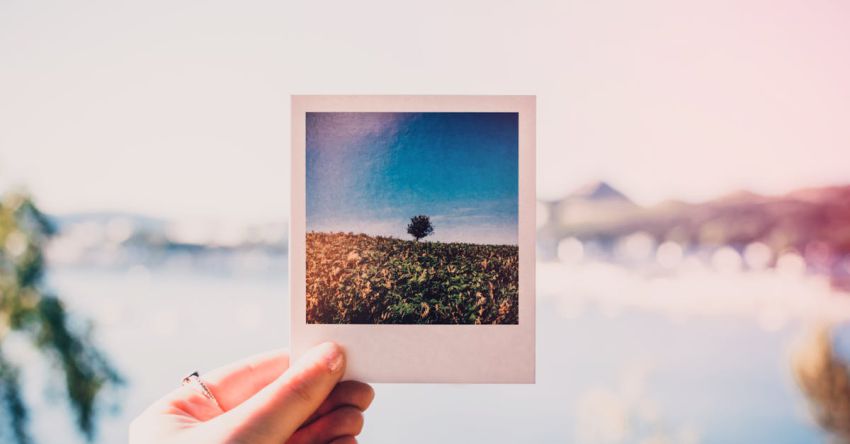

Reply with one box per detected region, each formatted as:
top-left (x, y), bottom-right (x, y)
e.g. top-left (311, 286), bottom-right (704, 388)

top-left (322, 343), bottom-right (344, 373)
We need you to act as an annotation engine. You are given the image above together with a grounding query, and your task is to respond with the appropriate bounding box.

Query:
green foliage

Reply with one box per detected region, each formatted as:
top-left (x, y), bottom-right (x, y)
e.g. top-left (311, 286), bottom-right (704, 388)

top-left (406, 215), bottom-right (434, 242)
top-left (306, 232), bottom-right (518, 324)
top-left (0, 192), bottom-right (122, 443)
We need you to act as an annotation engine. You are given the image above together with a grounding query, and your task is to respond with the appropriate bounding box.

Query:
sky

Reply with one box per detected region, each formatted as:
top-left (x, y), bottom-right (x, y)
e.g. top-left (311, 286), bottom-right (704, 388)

top-left (1, 0), bottom-right (849, 225)
top-left (306, 112), bottom-right (518, 244)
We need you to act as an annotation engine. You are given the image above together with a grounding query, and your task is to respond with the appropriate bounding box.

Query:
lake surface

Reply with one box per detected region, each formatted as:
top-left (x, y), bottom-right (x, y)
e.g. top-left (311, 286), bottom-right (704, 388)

top-left (22, 260), bottom-right (837, 443)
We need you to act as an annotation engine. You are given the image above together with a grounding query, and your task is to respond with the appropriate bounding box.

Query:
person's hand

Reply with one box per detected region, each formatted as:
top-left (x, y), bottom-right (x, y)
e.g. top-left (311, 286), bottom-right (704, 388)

top-left (130, 342), bottom-right (374, 444)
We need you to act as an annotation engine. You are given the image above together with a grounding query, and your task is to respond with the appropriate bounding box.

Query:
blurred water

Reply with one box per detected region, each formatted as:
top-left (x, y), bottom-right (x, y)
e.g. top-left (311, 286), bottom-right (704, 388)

top-left (26, 262), bottom-right (832, 443)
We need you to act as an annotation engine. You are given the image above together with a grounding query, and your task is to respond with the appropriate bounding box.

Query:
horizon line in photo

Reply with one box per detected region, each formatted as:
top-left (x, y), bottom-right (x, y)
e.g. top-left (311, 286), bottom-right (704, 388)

top-left (306, 229), bottom-right (519, 247)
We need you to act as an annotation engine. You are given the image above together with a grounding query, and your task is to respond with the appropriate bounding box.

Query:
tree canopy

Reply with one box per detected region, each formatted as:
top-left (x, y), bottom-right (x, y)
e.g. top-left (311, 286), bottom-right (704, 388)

top-left (406, 215), bottom-right (434, 242)
top-left (0, 191), bottom-right (122, 443)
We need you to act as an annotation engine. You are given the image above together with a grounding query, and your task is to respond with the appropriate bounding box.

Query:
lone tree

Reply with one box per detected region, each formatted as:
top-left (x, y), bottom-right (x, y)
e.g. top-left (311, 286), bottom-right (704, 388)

top-left (407, 215), bottom-right (434, 241)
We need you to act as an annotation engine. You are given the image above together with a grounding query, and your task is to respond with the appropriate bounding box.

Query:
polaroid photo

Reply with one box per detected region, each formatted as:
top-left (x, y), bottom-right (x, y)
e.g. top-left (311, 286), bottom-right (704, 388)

top-left (290, 95), bottom-right (535, 383)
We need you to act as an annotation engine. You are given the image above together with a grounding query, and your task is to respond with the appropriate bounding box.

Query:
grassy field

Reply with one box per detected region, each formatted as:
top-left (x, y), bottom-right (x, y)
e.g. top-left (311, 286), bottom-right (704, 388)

top-left (306, 232), bottom-right (519, 324)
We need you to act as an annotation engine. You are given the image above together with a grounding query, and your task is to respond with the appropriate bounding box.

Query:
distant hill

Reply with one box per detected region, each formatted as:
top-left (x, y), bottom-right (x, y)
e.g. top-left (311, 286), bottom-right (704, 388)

top-left (547, 183), bottom-right (850, 259)
top-left (50, 211), bottom-right (168, 232)
top-left (567, 180), bottom-right (634, 204)
top-left (46, 211), bottom-right (288, 259)
top-left (539, 181), bottom-right (638, 239)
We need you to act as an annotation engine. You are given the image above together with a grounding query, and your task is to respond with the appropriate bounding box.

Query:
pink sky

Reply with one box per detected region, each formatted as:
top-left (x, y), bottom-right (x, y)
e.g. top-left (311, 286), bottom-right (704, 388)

top-left (1, 0), bottom-right (848, 223)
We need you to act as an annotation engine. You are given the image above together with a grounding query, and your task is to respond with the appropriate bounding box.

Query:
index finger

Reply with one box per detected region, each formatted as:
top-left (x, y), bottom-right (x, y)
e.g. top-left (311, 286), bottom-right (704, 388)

top-left (210, 342), bottom-right (345, 442)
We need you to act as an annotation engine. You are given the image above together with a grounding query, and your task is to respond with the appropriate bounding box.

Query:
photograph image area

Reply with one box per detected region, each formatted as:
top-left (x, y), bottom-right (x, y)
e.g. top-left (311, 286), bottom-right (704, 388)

top-left (306, 112), bottom-right (519, 324)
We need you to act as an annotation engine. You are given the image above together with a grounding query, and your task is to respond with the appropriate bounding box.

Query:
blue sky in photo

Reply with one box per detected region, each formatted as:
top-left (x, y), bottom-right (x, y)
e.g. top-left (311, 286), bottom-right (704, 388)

top-left (306, 112), bottom-right (518, 245)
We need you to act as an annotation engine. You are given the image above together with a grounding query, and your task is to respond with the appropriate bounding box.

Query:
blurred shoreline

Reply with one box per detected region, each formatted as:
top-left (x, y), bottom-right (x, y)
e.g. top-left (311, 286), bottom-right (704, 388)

top-left (45, 212), bottom-right (288, 274)
top-left (45, 181), bottom-right (850, 291)
top-left (537, 181), bottom-right (850, 292)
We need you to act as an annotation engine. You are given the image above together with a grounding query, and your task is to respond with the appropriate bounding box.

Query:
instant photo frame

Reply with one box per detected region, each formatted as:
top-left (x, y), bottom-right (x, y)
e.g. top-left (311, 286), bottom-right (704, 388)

top-left (290, 95), bottom-right (535, 383)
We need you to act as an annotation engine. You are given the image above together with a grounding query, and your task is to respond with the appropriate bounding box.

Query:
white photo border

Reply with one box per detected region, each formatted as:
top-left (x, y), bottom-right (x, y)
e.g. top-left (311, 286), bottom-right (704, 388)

top-left (291, 95), bottom-right (535, 383)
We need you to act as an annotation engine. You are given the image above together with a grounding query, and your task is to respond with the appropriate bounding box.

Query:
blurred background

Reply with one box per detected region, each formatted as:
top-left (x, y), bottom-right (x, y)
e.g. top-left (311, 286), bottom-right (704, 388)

top-left (2, 0), bottom-right (850, 442)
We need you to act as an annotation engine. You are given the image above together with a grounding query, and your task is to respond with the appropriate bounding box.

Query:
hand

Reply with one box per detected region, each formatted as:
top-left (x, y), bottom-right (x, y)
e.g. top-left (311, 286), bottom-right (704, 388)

top-left (130, 342), bottom-right (374, 444)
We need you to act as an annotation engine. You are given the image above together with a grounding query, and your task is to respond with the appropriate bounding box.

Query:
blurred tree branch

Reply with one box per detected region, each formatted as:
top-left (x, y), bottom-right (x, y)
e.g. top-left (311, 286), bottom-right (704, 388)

top-left (0, 191), bottom-right (123, 443)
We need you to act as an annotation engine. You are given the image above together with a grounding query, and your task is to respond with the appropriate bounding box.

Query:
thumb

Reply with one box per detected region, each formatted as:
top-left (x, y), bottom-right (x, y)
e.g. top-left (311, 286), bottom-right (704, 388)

top-left (210, 342), bottom-right (346, 443)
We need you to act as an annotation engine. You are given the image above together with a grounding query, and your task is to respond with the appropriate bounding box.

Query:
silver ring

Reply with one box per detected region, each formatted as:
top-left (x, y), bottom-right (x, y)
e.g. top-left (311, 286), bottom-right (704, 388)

top-left (182, 371), bottom-right (222, 410)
